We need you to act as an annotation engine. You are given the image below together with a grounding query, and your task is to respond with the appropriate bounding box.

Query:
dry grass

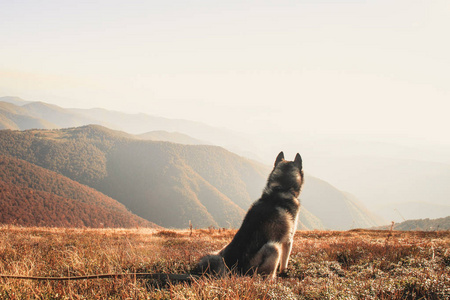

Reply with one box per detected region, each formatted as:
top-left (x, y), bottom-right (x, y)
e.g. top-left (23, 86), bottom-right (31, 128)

top-left (0, 225), bottom-right (449, 299)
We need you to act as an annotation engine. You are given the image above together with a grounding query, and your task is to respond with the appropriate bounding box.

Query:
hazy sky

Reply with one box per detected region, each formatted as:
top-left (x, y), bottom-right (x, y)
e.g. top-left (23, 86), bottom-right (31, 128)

top-left (1, 0), bottom-right (449, 143)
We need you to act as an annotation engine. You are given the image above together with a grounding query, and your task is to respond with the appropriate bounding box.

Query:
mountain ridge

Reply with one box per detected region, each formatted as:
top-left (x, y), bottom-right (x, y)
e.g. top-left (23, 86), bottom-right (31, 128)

top-left (0, 125), bottom-right (385, 229)
top-left (0, 98), bottom-right (256, 158)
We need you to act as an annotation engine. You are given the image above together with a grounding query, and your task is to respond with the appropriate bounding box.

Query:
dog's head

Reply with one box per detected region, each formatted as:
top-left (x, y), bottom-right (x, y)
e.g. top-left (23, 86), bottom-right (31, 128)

top-left (267, 151), bottom-right (304, 197)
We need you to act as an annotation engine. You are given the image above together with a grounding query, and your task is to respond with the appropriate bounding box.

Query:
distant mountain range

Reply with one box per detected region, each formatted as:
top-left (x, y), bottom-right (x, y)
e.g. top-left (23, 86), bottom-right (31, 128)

top-left (2, 96), bottom-right (449, 226)
top-left (0, 96), bottom-right (253, 154)
top-left (8, 96), bottom-right (446, 228)
top-left (0, 124), bottom-right (385, 229)
top-left (306, 156), bottom-right (450, 222)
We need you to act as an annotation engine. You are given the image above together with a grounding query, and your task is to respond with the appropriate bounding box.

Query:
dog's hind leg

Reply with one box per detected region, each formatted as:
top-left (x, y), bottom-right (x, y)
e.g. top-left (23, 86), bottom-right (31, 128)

top-left (250, 242), bottom-right (282, 279)
top-left (194, 254), bottom-right (227, 276)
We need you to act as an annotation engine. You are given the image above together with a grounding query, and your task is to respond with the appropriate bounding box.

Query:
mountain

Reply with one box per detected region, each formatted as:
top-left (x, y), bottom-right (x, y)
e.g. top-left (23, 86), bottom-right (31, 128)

top-left (0, 101), bottom-right (58, 130)
top-left (70, 107), bottom-right (255, 155)
top-left (20, 102), bottom-right (101, 129)
top-left (376, 216), bottom-right (450, 231)
top-left (297, 208), bottom-right (326, 230)
top-left (0, 98), bottom-right (256, 157)
top-left (138, 131), bottom-right (209, 145)
top-left (1, 97), bottom-right (449, 225)
top-left (0, 125), bottom-right (384, 229)
top-left (0, 126), bottom-right (249, 228)
top-left (0, 100), bottom-right (98, 130)
top-left (0, 154), bottom-right (158, 228)
top-left (300, 177), bottom-right (385, 230)
top-left (0, 96), bottom-right (32, 106)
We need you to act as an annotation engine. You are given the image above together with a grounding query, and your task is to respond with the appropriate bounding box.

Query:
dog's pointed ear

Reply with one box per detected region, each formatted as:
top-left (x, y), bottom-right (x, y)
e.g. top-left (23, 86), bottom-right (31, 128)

top-left (294, 153), bottom-right (302, 170)
top-left (274, 151), bottom-right (285, 166)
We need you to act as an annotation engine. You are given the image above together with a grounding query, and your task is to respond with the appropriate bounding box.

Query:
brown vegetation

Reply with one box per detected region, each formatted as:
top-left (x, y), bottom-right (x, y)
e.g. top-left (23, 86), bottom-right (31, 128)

top-left (0, 155), bottom-right (157, 228)
top-left (0, 227), bottom-right (449, 299)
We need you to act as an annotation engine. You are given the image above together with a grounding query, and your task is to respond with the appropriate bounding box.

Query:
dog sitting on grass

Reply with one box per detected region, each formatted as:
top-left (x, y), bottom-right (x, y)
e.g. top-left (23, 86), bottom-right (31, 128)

top-left (195, 151), bottom-right (304, 279)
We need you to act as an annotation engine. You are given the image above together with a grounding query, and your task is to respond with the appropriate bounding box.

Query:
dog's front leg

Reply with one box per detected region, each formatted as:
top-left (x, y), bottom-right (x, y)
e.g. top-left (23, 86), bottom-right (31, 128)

top-left (279, 240), bottom-right (293, 273)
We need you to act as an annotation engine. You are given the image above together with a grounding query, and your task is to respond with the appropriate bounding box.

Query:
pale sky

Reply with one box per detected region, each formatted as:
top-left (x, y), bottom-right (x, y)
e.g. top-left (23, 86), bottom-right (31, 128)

top-left (1, 0), bottom-right (449, 143)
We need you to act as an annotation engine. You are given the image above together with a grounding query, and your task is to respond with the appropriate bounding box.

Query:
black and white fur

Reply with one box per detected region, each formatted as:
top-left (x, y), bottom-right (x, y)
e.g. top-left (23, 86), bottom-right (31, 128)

top-left (195, 151), bottom-right (304, 279)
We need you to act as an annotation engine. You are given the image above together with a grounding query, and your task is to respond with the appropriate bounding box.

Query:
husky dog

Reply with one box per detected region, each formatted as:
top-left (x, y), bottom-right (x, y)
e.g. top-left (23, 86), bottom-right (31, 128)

top-left (195, 151), bottom-right (304, 279)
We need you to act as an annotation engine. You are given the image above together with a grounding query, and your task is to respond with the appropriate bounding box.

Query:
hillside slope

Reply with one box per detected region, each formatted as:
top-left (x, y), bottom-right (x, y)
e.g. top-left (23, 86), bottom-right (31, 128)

top-left (0, 102), bottom-right (58, 130)
top-left (71, 107), bottom-right (255, 157)
top-left (0, 154), bottom-right (157, 228)
top-left (138, 131), bottom-right (209, 145)
top-left (300, 177), bottom-right (385, 230)
top-left (0, 98), bottom-right (254, 156)
top-left (97, 141), bottom-right (247, 227)
top-left (0, 100), bottom-right (106, 130)
top-left (3, 97), bottom-right (448, 225)
top-left (0, 96), bottom-right (32, 106)
top-left (0, 126), bottom-right (384, 229)
top-left (0, 127), bottom-right (249, 227)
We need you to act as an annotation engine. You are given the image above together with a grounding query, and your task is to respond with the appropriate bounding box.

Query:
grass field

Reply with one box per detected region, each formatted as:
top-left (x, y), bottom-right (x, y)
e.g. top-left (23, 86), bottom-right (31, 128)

top-left (0, 225), bottom-right (449, 299)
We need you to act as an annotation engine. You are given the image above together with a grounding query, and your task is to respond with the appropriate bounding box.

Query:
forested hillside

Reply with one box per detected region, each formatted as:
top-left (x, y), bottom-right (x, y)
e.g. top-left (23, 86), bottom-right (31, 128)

top-left (0, 126), bottom-right (251, 227)
top-left (0, 126), bottom-right (385, 229)
top-left (0, 154), bottom-right (157, 228)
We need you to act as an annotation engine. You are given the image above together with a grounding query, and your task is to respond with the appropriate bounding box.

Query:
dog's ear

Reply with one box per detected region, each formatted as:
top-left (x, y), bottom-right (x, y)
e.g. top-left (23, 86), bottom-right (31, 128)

top-left (294, 153), bottom-right (302, 170)
top-left (274, 151), bottom-right (285, 166)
